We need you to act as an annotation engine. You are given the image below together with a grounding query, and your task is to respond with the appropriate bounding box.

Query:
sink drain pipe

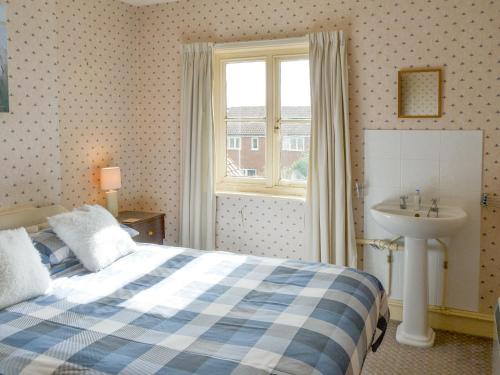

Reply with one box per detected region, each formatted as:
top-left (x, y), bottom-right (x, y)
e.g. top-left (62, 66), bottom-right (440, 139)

top-left (356, 237), bottom-right (402, 297)
top-left (435, 239), bottom-right (449, 310)
top-left (357, 237), bottom-right (449, 308)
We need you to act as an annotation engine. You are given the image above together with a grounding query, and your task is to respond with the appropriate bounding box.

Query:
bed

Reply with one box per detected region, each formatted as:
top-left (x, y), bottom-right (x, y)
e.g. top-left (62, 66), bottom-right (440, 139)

top-left (0, 206), bottom-right (389, 375)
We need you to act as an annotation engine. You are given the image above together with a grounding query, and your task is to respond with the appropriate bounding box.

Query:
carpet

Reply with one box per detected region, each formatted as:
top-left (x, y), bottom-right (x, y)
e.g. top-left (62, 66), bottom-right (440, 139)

top-left (362, 321), bottom-right (492, 374)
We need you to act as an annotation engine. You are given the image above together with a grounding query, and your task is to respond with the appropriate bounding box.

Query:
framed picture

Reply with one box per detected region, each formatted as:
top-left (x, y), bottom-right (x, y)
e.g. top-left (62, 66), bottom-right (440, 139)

top-left (0, 5), bottom-right (8, 113)
top-left (398, 68), bottom-right (442, 118)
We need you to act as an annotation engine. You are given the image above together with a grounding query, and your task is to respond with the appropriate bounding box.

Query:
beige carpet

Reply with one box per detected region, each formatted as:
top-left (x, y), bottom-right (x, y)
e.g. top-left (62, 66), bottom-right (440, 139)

top-left (362, 321), bottom-right (492, 374)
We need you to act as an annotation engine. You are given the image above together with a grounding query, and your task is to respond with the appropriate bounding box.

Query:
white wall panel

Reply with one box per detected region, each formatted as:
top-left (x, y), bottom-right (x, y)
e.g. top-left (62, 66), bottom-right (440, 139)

top-left (364, 130), bottom-right (482, 311)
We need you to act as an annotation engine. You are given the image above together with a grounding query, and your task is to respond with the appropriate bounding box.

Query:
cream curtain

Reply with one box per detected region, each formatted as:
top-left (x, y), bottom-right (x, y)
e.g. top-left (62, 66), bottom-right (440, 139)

top-left (306, 31), bottom-right (357, 267)
top-left (179, 42), bottom-right (216, 250)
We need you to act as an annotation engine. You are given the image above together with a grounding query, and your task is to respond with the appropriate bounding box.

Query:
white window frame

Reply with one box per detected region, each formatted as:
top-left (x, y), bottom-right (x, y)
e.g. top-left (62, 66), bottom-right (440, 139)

top-left (227, 136), bottom-right (241, 150)
top-left (251, 137), bottom-right (259, 151)
top-left (214, 43), bottom-right (309, 196)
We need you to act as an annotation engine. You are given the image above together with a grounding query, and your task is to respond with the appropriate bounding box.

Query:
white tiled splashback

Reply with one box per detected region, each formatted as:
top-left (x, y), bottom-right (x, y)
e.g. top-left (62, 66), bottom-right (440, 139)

top-left (364, 130), bottom-right (482, 312)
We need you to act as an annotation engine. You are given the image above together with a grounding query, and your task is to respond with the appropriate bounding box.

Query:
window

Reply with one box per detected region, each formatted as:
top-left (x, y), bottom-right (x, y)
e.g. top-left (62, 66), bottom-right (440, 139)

top-left (282, 136), bottom-right (305, 151)
top-left (251, 137), bottom-right (259, 151)
top-left (242, 169), bottom-right (257, 177)
top-left (227, 136), bottom-right (241, 150)
top-left (214, 44), bottom-right (310, 195)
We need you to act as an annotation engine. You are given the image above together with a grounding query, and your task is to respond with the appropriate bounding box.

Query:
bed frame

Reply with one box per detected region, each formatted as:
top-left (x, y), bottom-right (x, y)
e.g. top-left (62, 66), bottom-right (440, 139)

top-left (0, 205), bottom-right (68, 231)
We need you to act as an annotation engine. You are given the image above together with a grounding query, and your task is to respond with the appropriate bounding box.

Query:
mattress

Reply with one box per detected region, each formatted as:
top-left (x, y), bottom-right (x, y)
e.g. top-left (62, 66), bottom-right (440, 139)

top-left (0, 244), bottom-right (388, 375)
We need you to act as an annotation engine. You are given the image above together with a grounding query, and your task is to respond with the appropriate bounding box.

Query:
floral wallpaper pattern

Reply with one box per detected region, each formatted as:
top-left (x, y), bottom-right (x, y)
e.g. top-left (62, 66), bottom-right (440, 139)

top-left (216, 194), bottom-right (308, 261)
top-left (0, 0), bottom-right (498, 313)
top-left (57, 0), bottom-right (142, 213)
top-left (0, 0), bottom-right (61, 207)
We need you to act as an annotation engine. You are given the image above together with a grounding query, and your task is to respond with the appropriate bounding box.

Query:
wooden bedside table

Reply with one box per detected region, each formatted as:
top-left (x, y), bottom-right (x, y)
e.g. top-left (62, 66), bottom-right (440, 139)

top-left (117, 211), bottom-right (165, 245)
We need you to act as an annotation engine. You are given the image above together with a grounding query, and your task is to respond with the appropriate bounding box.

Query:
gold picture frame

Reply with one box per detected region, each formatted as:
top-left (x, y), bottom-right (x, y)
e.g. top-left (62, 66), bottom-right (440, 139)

top-left (398, 68), bottom-right (442, 118)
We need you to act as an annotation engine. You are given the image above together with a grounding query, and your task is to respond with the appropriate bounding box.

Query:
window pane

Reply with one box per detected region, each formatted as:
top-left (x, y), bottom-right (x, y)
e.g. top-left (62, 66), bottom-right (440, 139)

top-left (226, 121), bottom-right (266, 178)
top-left (251, 137), bottom-right (259, 150)
top-left (280, 122), bottom-right (310, 182)
top-left (226, 61), bottom-right (266, 118)
top-left (280, 59), bottom-right (310, 119)
top-left (227, 136), bottom-right (241, 150)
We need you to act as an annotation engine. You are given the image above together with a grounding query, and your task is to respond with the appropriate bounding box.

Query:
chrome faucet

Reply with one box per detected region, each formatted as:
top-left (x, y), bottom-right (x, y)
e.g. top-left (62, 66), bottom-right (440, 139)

top-left (400, 195), bottom-right (408, 209)
top-left (427, 198), bottom-right (439, 217)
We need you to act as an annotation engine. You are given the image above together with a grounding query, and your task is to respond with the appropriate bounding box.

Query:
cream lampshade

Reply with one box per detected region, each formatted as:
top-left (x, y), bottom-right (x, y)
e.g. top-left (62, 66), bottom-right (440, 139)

top-left (100, 167), bottom-right (121, 217)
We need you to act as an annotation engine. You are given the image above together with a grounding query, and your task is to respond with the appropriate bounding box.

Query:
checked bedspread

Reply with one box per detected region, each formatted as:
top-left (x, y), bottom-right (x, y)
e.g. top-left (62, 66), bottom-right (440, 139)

top-left (0, 245), bottom-right (388, 375)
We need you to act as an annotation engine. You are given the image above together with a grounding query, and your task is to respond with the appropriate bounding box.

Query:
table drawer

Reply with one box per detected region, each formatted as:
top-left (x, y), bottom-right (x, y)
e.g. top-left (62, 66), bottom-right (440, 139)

top-left (129, 217), bottom-right (164, 245)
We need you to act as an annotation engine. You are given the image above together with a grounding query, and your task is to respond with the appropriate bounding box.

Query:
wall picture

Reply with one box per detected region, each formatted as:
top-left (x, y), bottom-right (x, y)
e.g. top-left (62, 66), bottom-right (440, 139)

top-left (397, 68), bottom-right (442, 118)
top-left (0, 5), bottom-right (8, 113)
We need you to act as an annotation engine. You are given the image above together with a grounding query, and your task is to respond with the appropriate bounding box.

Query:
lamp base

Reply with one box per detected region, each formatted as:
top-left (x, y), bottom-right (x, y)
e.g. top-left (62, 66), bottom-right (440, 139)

top-left (105, 190), bottom-right (119, 217)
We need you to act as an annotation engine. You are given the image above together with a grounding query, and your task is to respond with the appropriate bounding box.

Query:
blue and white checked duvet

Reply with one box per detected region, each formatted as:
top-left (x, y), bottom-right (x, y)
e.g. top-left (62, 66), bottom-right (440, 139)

top-left (0, 245), bottom-right (388, 375)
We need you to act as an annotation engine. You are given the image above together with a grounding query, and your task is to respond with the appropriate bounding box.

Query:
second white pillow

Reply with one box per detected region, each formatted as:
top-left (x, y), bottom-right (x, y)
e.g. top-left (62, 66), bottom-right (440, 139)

top-left (48, 205), bottom-right (137, 272)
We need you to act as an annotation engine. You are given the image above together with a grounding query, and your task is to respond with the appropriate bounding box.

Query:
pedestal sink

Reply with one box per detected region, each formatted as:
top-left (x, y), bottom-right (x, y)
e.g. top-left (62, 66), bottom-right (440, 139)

top-left (371, 202), bottom-right (467, 348)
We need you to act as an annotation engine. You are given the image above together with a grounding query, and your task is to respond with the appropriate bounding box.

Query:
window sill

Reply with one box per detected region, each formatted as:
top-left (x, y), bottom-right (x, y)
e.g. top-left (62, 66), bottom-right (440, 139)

top-left (216, 189), bottom-right (306, 201)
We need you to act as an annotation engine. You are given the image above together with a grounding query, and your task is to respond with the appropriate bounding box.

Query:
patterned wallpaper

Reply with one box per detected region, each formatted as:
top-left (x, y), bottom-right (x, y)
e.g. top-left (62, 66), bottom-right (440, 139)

top-left (0, 0), bottom-right (61, 207)
top-left (216, 194), bottom-right (308, 261)
top-left (0, 0), bottom-right (498, 313)
top-left (134, 0), bottom-right (499, 313)
top-left (0, 0), bottom-right (143, 210)
top-left (57, 0), bottom-right (143, 212)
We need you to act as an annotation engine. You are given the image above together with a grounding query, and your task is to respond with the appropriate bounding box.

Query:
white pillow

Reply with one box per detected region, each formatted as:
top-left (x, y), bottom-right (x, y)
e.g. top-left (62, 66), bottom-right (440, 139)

top-left (48, 205), bottom-right (137, 272)
top-left (0, 228), bottom-right (51, 310)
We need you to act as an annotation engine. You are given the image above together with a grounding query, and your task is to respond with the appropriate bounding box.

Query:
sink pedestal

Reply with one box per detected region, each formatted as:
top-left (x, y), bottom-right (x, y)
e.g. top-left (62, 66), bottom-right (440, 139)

top-left (370, 202), bottom-right (467, 348)
top-left (396, 237), bottom-right (435, 348)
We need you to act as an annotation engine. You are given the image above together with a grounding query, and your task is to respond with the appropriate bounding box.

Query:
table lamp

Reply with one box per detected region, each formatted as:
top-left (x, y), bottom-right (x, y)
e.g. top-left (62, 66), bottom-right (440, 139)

top-left (100, 167), bottom-right (121, 217)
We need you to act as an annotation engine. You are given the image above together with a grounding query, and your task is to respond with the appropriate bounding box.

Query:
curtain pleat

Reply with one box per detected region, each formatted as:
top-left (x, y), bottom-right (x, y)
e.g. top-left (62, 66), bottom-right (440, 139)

top-left (179, 43), bottom-right (216, 250)
top-left (306, 31), bottom-right (357, 267)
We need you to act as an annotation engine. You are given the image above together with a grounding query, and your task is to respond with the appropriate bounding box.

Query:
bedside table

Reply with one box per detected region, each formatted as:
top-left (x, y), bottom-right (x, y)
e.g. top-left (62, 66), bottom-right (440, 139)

top-left (117, 211), bottom-right (165, 245)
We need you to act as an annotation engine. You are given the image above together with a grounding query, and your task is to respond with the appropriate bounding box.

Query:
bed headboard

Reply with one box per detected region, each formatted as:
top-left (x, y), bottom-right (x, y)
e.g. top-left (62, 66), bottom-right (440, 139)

top-left (0, 205), bottom-right (68, 231)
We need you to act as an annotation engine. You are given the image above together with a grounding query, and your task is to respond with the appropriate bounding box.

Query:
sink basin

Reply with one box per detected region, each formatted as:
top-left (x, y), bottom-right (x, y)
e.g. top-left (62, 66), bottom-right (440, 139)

top-left (370, 201), bottom-right (467, 348)
top-left (371, 202), bottom-right (467, 239)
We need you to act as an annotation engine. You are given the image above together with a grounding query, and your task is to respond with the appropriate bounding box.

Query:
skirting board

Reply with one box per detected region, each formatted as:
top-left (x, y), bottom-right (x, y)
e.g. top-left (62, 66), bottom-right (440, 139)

top-left (389, 299), bottom-right (494, 338)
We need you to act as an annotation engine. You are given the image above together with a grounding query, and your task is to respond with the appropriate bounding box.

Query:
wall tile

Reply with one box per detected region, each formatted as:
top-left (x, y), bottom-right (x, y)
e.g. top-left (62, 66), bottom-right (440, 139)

top-left (401, 159), bottom-right (440, 196)
top-left (440, 160), bottom-right (482, 194)
top-left (440, 130), bottom-right (483, 164)
top-left (364, 130), bottom-right (400, 159)
top-left (401, 131), bottom-right (440, 160)
top-left (365, 158), bottom-right (401, 189)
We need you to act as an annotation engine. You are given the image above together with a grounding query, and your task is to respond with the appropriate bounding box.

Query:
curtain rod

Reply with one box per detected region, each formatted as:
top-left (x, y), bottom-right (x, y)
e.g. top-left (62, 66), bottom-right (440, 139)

top-left (214, 36), bottom-right (308, 51)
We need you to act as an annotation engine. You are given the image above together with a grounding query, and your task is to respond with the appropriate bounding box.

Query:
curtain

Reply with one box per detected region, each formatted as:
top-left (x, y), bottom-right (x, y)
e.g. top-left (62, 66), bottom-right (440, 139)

top-left (306, 31), bottom-right (357, 267)
top-left (179, 42), bottom-right (216, 250)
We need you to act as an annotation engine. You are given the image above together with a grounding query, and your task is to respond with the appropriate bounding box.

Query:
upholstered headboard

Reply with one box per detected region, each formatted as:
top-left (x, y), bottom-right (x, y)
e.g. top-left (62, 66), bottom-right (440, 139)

top-left (0, 205), bottom-right (68, 231)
